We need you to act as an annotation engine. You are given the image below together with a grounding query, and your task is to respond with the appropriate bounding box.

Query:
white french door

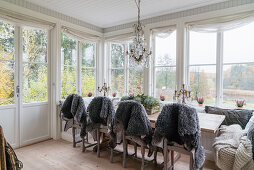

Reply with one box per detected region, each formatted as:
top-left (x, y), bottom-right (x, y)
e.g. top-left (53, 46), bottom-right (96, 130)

top-left (0, 20), bottom-right (50, 147)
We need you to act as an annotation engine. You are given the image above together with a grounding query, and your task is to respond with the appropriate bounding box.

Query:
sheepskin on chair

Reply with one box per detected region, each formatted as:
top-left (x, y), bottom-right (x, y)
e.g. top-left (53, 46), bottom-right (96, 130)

top-left (111, 100), bottom-right (154, 156)
top-left (61, 94), bottom-right (87, 137)
top-left (86, 96), bottom-right (115, 141)
top-left (152, 103), bottom-right (205, 169)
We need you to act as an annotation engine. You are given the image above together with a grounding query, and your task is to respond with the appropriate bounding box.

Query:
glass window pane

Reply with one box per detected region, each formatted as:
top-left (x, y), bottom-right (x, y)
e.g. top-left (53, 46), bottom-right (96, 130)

top-left (82, 42), bottom-right (95, 67)
top-left (81, 68), bottom-right (95, 97)
top-left (155, 31), bottom-right (176, 66)
top-left (155, 67), bottom-right (176, 101)
top-left (111, 43), bottom-right (125, 68)
top-left (129, 69), bottom-right (144, 94)
top-left (23, 63), bottom-right (47, 103)
top-left (224, 22), bottom-right (254, 64)
top-left (0, 20), bottom-right (15, 60)
top-left (223, 64), bottom-right (254, 108)
top-left (61, 33), bottom-right (77, 66)
top-left (189, 32), bottom-right (217, 65)
top-left (0, 61), bottom-right (14, 105)
top-left (111, 69), bottom-right (124, 97)
top-left (22, 28), bottom-right (47, 63)
top-left (61, 66), bottom-right (77, 99)
top-left (190, 65), bottom-right (216, 105)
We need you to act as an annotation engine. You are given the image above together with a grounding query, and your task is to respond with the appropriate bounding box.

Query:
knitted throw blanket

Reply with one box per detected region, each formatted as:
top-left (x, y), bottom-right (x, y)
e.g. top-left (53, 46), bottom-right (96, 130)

top-left (213, 124), bottom-right (254, 170)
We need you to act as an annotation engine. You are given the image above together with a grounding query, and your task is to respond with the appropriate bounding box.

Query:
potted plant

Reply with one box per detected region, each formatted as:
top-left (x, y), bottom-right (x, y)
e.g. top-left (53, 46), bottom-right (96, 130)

top-left (121, 94), bottom-right (160, 115)
top-left (196, 97), bottom-right (204, 107)
top-left (88, 92), bottom-right (93, 97)
top-left (112, 93), bottom-right (117, 97)
top-left (129, 94), bottom-right (135, 99)
top-left (236, 99), bottom-right (245, 109)
top-left (160, 95), bottom-right (165, 101)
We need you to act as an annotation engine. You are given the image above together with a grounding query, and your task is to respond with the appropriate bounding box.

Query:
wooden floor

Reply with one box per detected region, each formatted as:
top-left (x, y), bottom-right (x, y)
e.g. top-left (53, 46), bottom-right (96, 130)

top-left (15, 139), bottom-right (216, 170)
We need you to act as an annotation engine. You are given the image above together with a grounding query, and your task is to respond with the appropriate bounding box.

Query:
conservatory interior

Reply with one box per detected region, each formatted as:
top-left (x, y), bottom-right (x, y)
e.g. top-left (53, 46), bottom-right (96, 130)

top-left (0, 0), bottom-right (254, 170)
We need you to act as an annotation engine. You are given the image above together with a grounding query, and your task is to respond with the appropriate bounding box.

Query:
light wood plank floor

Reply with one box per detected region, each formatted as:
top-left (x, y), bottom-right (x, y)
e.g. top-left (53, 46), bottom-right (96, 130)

top-left (15, 139), bottom-right (216, 170)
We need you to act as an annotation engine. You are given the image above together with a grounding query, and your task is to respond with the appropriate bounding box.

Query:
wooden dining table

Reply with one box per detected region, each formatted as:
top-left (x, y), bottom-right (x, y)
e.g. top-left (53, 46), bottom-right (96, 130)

top-left (148, 112), bottom-right (225, 134)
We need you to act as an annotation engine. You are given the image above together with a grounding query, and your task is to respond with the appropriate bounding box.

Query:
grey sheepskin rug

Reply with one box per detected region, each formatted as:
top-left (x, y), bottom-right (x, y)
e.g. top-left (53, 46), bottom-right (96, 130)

top-left (111, 100), bottom-right (154, 156)
top-left (60, 94), bottom-right (87, 137)
top-left (152, 103), bottom-right (205, 169)
top-left (86, 96), bottom-right (115, 141)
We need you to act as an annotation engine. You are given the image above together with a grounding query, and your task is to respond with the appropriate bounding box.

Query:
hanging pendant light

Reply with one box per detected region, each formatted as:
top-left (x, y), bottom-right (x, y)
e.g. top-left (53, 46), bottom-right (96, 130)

top-left (127, 0), bottom-right (152, 70)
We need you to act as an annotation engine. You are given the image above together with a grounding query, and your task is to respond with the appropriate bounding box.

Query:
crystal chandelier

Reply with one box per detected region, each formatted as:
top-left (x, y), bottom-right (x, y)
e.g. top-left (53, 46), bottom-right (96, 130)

top-left (127, 0), bottom-right (152, 70)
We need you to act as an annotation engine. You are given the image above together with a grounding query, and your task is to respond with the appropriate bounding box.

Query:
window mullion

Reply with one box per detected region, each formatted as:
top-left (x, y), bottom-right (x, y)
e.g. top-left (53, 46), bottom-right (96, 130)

top-left (216, 32), bottom-right (224, 106)
top-left (125, 43), bottom-right (129, 95)
top-left (77, 41), bottom-right (82, 95)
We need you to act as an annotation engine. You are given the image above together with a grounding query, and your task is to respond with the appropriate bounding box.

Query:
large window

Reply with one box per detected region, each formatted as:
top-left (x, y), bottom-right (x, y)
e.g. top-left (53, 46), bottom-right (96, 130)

top-left (109, 42), bottom-right (144, 97)
top-left (81, 42), bottom-right (96, 97)
top-left (61, 33), bottom-right (77, 99)
top-left (189, 32), bottom-right (217, 105)
top-left (223, 22), bottom-right (254, 108)
top-left (188, 21), bottom-right (254, 108)
top-left (153, 31), bottom-right (176, 101)
top-left (61, 33), bottom-right (97, 99)
top-left (0, 20), bottom-right (15, 105)
top-left (22, 27), bottom-right (48, 103)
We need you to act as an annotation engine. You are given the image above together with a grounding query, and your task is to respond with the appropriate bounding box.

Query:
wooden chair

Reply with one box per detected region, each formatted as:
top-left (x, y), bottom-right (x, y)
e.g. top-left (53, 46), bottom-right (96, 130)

top-left (163, 138), bottom-right (203, 170)
top-left (122, 130), bottom-right (157, 170)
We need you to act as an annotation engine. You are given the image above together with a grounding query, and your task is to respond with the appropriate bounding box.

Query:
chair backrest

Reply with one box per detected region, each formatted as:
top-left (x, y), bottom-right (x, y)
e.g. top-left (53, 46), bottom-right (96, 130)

top-left (87, 96), bottom-right (115, 126)
top-left (153, 103), bottom-right (200, 149)
top-left (115, 100), bottom-right (152, 137)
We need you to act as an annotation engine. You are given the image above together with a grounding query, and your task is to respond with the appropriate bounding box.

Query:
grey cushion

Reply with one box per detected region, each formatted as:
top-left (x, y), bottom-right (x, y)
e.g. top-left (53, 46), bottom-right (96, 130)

top-left (205, 106), bottom-right (253, 129)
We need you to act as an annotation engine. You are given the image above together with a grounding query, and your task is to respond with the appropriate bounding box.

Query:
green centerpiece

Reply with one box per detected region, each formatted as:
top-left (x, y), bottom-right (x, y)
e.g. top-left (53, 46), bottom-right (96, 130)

top-left (121, 94), bottom-right (160, 115)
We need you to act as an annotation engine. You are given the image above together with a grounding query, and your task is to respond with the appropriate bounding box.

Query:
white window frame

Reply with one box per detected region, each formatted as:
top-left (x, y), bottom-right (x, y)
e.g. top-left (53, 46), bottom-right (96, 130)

top-left (60, 33), bottom-right (98, 99)
top-left (151, 31), bottom-right (177, 99)
top-left (186, 24), bottom-right (254, 107)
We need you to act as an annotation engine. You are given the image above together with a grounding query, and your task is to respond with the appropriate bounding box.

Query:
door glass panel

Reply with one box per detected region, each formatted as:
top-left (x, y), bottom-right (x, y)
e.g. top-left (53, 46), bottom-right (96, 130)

top-left (0, 61), bottom-right (15, 105)
top-left (23, 63), bottom-right (47, 103)
top-left (22, 28), bottom-right (48, 103)
top-left (0, 20), bottom-right (15, 105)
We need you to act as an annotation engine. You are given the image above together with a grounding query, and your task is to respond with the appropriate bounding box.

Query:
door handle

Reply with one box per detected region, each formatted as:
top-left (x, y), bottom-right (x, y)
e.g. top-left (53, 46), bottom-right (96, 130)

top-left (16, 85), bottom-right (20, 97)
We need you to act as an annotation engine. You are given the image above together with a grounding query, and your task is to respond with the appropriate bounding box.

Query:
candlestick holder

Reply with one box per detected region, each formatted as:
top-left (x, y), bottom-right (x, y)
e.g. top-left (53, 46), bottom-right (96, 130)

top-left (98, 83), bottom-right (110, 97)
top-left (174, 84), bottom-right (192, 104)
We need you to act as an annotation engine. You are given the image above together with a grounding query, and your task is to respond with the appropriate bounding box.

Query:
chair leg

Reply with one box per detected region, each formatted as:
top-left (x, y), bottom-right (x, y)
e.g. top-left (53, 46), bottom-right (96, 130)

top-left (171, 151), bottom-right (174, 170)
top-left (97, 128), bottom-right (100, 158)
top-left (134, 143), bottom-right (137, 158)
top-left (86, 133), bottom-right (89, 143)
top-left (163, 138), bottom-right (168, 170)
top-left (110, 148), bottom-right (113, 163)
top-left (123, 133), bottom-right (127, 168)
top-left (72, 127), bottom-right (76, 148)
top-left (154, 147), bottom-right (157, 166)
top-left (82, 137), bottom-right (85, 152)
top-left (141, 145), bottom-right (145, 170)
top-left (189, 152), bottom-right (194, 170)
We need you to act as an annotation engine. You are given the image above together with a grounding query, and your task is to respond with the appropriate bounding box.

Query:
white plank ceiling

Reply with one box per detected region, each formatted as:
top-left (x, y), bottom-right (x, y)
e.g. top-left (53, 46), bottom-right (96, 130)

top-left (25, 0), bottom-right (227, 28)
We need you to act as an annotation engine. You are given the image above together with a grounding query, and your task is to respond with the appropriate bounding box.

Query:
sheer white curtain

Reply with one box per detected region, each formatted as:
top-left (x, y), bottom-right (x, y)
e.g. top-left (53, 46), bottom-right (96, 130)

top-left (0, 8), bottom-right (55, 30)
top-left (151, 25), bottom-right (176, 38)
top-left (61, 26), bottom-right (100, 42)
top-left (187, 11), bottom-right (254, 33)
top-left (104, 32), bottom-right (134, 43)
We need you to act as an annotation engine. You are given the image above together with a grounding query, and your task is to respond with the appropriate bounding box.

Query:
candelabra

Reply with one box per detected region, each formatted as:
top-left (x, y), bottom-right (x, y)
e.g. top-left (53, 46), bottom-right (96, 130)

top-left (98, 83), bottom-right (110, 96)
top-left (174, 84), bottom-right (191, 104)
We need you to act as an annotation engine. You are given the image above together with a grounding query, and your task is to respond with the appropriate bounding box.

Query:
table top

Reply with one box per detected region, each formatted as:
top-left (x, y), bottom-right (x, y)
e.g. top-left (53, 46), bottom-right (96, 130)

top-left (148, 112), bottom-right (225, 134)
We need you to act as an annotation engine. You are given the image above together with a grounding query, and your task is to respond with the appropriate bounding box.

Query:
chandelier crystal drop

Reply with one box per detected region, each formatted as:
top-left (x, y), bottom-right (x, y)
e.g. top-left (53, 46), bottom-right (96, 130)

top-left (127, 0), bottom-right (152, 70)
